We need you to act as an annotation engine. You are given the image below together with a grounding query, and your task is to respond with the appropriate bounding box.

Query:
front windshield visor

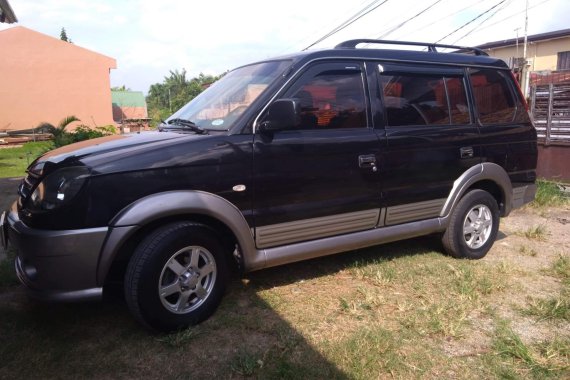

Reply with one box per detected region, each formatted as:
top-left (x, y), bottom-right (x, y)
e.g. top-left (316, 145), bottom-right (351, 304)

top-left (168, 60), bottom-right (291, 131)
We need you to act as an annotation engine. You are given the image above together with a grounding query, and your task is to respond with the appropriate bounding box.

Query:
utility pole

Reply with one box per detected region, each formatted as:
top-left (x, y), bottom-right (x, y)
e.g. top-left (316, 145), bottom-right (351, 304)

top-left (523, 0), bottom-right (529, 60)
top-left (514, 27), bottom-right (520, 60)
top-left (522, 0), bottom-right (530, 98)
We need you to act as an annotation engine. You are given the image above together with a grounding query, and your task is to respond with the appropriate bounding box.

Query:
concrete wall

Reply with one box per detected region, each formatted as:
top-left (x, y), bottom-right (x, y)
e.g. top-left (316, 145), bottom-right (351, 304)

top-left (0, 27), bottom-right (116, 131)
top-left (537, 144), bottom-right (570, 182)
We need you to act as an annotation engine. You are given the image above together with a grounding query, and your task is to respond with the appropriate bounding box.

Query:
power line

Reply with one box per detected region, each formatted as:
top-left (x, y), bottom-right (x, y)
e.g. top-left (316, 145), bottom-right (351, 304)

top-left (450, 0), bottom-right (513, 45)
top-left (393, 0), bottom-right (492, 41)
top-left (276, 0), bottom-right (373, 54)
top-left (435, 0), bottom-right (508, 43)
top-left (303, 0), bottom-right (391, 50)
top-left (467, 0), bottom-right (553, 34)
top-left (303, 0), bottom-right (389, 50)
top-left (377, 0), bottom-right (445, 39)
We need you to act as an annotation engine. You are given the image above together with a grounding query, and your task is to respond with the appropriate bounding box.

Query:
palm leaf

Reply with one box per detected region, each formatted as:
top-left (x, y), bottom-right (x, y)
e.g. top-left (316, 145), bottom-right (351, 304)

top-left (57, 115), bottom-right (80, 132)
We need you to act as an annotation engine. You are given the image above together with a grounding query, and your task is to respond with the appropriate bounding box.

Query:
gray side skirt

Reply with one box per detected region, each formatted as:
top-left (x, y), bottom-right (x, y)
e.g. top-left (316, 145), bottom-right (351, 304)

top-left (255, 199), bottom-right (447, 249)
top-left (248, 217), bottom-right (445, 271)
top-left (256, 209), bottom-right (382, 249)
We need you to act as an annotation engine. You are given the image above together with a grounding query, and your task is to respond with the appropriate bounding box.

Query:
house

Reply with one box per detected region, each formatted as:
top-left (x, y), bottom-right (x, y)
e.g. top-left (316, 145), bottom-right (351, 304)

top-left (111, 90), bottom-right (151, 132)
top-left (0, 0), bottom-right (17, 23)
top-left (0, 26), bottom-right (116, 132)
top-left (478, 28), bottom-right (570, 94)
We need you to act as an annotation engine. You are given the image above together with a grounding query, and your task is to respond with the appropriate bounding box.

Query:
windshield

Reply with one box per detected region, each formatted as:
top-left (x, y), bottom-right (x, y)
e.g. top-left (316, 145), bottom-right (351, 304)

top-left (167, 60), bottom-right (291, 131)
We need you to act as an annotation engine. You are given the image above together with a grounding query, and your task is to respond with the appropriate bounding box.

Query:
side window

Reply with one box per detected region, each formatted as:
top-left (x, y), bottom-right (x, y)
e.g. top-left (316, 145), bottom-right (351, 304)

top-left (379, 73), bottom-right (470, 126)
top-left (557, 51), bottom-right (570, 71)
top-left (469, 69), bottom-right (516, 124)
top-left (285, 66), bottom-right (367, 129)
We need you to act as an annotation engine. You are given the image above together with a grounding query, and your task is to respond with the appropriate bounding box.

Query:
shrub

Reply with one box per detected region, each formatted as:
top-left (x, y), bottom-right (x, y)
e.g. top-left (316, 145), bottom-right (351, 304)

top-left (531, 179), bottom-right (568, 208)
top-left (71, 125), bottom-right (116, 143)
top-left (35, 116), bottom-right (117, 148)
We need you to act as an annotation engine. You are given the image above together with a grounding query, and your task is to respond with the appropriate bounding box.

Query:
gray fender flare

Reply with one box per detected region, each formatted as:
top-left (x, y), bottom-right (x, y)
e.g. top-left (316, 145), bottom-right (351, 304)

top-left (96, 190), bottom-right (258, 284)
top-left (440, 162), bottom-right (513, 221)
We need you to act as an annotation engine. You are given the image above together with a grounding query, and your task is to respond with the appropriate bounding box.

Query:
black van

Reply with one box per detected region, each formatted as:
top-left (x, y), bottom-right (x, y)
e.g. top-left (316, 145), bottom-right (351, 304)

top-left (1, 39), bottom-right (537, 331)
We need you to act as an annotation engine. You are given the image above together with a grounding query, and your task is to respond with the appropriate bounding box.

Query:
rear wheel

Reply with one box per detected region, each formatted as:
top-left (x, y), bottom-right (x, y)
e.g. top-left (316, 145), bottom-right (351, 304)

top-left (442, 189), bottom-right (500, 259)
top-left (124, 222), bottom-right (229, 332)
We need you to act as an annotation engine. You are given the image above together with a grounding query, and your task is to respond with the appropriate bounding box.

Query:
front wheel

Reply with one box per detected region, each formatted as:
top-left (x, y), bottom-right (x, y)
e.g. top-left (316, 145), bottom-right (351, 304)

top-left (442, 189), bottom-right (500, 259)
top-left (124, 222), bottom-right (229, 332)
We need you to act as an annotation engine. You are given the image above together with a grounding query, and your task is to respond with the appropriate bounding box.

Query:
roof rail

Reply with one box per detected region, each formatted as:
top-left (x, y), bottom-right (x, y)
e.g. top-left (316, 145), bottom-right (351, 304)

top-left (334, 39), bottom-right (488, 56)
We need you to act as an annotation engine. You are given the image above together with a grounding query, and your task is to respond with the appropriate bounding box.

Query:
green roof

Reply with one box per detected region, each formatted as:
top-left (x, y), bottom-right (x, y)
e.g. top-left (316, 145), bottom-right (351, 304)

top-left (111, 90), bottom-right (146, 108)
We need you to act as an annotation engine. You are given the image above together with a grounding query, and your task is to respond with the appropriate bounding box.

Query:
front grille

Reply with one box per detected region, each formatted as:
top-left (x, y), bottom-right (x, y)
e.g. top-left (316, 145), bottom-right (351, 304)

top-left (18, 172), bottom-right (41, 203)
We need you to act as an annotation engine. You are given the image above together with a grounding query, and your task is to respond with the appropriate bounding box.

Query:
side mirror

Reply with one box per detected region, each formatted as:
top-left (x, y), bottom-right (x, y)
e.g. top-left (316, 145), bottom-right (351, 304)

top-left (258, 99), bottom-right (301, 132)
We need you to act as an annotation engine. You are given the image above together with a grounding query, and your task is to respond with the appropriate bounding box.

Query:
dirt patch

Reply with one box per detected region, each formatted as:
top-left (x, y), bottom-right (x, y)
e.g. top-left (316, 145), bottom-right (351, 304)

top-left (442, 205), bottom-right (570, 360)
top-left (0, 177), bottom-right (20, 211)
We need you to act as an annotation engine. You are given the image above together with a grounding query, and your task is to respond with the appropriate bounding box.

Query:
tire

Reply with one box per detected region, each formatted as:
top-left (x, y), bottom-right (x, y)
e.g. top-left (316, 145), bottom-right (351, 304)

top-left (124, 222), bottom-right (229, 332)
top-left (442, 189), bottom-right (500, 260)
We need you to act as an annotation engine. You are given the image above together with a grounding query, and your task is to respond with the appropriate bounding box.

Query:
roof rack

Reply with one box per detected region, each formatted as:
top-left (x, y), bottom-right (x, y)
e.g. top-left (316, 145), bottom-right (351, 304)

top-left (334, 39), bottom-right (488, 56)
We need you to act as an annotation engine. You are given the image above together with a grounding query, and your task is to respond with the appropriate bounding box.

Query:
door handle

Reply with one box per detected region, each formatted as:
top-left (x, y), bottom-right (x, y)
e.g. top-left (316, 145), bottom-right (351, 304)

top-left (460, 146), bottom-right (474, 159)
top-left (358, 154), bottom-right (378, 172)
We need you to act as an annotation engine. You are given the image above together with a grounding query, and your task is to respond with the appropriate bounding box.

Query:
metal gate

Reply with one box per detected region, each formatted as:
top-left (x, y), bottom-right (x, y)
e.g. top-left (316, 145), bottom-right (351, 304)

top-left (530, 83), bottom-right (570, 145)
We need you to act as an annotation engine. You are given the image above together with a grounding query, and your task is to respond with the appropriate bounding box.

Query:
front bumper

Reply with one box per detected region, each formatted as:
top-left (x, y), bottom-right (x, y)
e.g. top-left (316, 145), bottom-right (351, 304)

top-left (3, 202), bottom-right (108, 302)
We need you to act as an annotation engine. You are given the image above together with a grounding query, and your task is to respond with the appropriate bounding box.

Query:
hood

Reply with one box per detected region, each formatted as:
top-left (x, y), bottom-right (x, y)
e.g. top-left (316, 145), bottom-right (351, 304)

top-left (41, 132), bottom-right (185, 163)
top-left (29, 131), bottom-right (202, 176)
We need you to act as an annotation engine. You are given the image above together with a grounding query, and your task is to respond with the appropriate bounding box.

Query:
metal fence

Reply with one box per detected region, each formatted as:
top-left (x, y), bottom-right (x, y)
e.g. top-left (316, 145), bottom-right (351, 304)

top-left (530, 83), bottom-right (570, 145)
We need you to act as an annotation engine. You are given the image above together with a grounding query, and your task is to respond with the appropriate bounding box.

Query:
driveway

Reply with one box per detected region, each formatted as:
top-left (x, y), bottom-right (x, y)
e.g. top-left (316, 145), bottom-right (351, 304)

top-left (0, 177), bottom-right (22, 259)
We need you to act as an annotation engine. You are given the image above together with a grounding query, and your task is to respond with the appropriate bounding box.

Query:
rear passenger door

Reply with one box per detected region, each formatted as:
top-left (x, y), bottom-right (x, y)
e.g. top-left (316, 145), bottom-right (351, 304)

top-left (467, 68), bottom-right (536, 184)
top-left (374, 63), bottom-right (480, 225)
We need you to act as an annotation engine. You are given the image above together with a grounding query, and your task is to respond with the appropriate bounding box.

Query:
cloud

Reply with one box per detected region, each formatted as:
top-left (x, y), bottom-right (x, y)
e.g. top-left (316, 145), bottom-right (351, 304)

top-left (3, 0), bottom-right (569, 93)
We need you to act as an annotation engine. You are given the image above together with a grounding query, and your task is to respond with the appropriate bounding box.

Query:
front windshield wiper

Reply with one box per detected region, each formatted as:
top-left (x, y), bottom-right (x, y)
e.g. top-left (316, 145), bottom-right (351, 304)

top-left (162, 118), bottom-right (208, 134)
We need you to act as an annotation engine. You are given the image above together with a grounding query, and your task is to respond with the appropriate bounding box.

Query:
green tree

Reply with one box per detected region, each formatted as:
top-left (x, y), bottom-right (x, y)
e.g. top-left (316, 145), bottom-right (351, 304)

top-left (146, 70), bottom-right (220, 127)
top-left (59, 27), bottom-right (72, 43)
top-left (112, 85), bottom-right (131, 91)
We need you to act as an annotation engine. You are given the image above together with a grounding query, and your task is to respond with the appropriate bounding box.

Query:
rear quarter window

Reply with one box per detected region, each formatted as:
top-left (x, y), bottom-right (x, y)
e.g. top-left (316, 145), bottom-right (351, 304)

top-left (469, 68), bottom-right (528, 125)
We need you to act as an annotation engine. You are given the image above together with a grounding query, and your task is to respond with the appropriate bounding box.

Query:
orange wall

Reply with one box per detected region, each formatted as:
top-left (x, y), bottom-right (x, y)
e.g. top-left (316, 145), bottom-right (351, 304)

top-left (0, 27), bottom-right (117, 131)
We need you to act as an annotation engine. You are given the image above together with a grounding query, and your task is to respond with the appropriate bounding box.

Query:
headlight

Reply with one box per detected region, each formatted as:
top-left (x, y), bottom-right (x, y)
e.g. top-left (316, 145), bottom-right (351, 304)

top-left (27, 166), bottom-right (90, 211)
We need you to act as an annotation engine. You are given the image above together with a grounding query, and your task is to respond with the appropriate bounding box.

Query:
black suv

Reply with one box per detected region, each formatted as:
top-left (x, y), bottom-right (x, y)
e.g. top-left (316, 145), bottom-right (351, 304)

top-left (1, 40), bottom-right (537, 331)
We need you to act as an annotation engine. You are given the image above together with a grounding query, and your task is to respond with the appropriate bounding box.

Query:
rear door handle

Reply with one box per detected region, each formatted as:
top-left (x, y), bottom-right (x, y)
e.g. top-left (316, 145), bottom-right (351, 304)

top-left (460, 146), bottom-right (474, 159)
top-left (358, 154), bottom-right (378, 172)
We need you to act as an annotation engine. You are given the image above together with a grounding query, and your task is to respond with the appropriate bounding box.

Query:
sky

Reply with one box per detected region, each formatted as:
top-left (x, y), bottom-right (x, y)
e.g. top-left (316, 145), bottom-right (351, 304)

top-left (1, 0), bottom-right (568, 94)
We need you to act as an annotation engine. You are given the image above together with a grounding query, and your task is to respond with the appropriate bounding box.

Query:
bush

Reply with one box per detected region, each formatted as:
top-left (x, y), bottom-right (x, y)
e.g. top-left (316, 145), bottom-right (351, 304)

top-left (52, 124), bottom-right (117, 148)
top-left (71, 125), bottom-right (117, 143)
top-left (531, 179), bottom-right (569, 208)
top-left (36, 116), bottom-right (118, 148)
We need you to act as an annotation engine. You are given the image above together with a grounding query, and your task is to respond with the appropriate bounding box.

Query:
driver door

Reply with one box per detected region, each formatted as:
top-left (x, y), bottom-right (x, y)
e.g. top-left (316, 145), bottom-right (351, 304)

top-left (252, 61), bottom-right (383, 248)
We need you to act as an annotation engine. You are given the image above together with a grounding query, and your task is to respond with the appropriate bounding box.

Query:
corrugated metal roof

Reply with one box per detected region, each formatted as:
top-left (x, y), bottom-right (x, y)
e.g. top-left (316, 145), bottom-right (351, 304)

top-left (111, 90), bottom-right (146, 108)
top-left (477, 28), bottom-right (570, 50)
top-left (0, 0), bottom-right (17, 23)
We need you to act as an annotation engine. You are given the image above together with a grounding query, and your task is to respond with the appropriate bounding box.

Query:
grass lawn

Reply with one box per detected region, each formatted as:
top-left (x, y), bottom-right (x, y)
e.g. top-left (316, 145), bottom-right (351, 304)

top-left (0, 177), bottom-right (568, 378)
top-left (0, 142), bottom-right (53, 178)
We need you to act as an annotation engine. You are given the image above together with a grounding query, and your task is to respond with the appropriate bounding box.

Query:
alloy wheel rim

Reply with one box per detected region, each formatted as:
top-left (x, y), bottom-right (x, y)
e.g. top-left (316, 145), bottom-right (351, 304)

top-left (158, 245), bottom-right (217, 314)
top-left (462, 204), bottom-right (492, 249)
